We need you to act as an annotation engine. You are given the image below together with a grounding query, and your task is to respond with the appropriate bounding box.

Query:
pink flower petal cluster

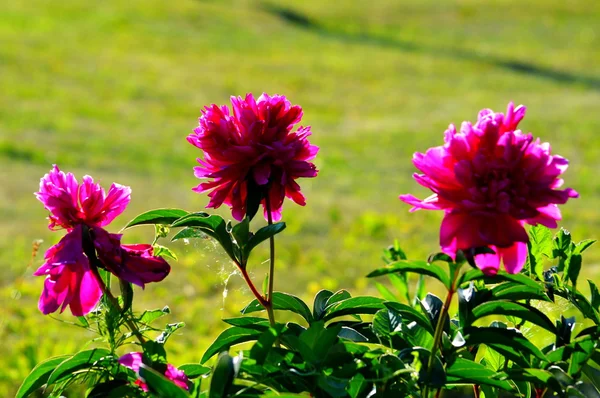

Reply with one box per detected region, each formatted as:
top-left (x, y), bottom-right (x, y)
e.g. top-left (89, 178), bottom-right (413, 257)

top-left (187, 93), bottom-right (319, 221)
top-left (400, 103), bottom-right (578, 275)
top-left (119, 352), bottom-right (189, 392)
top-left (35, 166), bottom-right (170, 316)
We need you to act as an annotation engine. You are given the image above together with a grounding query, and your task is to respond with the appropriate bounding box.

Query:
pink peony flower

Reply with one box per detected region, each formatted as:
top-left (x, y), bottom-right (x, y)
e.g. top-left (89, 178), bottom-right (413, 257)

top-left (33, 225), bottom-right (102, 316)
top-left (187, 93), bottom-right (319, 221)
top-left (119, 352), bottom-right (189, 392)
top-left (35, 166), bottom-right (170, 316)
top-left (400, 103), bottom-right (578, 275)
top-left (36, 165), bottom-right (131, 231)
top-left (93, 228), bottom-right (170, 287)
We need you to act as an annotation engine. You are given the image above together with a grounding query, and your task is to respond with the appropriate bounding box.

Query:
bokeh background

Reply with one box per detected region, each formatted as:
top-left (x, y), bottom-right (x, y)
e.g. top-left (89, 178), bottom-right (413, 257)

top-left (2, 0), bottom-right (599, 395)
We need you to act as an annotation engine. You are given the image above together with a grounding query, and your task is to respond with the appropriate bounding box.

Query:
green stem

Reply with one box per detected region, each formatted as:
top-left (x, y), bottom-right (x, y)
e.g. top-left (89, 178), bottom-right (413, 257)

top-left (422, 267), bottom-right (461, 398)
top-left (82, 226), bottom-right (146, 346)
top-left (264, 194), bottom-right (277, 328)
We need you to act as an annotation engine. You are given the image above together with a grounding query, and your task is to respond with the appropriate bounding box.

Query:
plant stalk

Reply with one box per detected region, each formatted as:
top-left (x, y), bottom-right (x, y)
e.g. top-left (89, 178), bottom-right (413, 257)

top-left (82, 227), bottom-right (146, 346)
top-left (264, 194), bottom-right (277, 328)
top-left (422, 266), bottom-right (461, 398)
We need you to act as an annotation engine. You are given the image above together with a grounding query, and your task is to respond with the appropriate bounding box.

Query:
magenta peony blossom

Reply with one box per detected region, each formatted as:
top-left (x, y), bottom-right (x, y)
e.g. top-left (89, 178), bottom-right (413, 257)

top-left (36, 165), bottom-right (131, 231)
top-left (35, 165), bottom-right (170, 316)
top-left (400, 103), bottom-right (578, 275)
top-left (119, 352), bottom-right (189, 392)
top-left (187, 93), bottom-right (319, 221)
top-left (33, 225), bottom-right (102, 316)
top-left (93, 228), bottom-right (170, 287)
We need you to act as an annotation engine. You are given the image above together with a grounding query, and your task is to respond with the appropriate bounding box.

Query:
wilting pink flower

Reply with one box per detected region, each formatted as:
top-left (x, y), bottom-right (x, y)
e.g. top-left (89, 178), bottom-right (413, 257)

top-left (188, 93), bottom-right (319, 221)
top-left (36, 165), bottom-right (131, 230)
top-left (33, 225), bottom-right (102, 316)
top-left (400, 103), bottom-right (578, 275)
top-left (35, 166), bottom-right (170, 316)
top-left (119, 352), bottom-right (189, 392)
top-left (93, 228), bottom-right (170, 287)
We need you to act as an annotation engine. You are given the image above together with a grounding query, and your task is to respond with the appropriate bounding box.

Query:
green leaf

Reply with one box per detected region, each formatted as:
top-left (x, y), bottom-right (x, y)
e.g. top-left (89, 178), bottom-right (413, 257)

top-left (384, 301), bottom-right (435, 335)
top-left (139, 365), bottom-right (190, 398)
top-left (325, 289), bottom-right (352, 308)
top-left (374, 282), bottom-right (398, 302)
top-left (119, 279), bottom-right (134, 313)
top-left (231, 217), bottom-right (250, 247)
top-left (201, 327), bottom-right (262, 363)
top-left (347, 374), bottom-right (368, 398)
top-left (461, 269), bottom-right (541, 290)
top-left (367, 260), bottom-right (450, 289)
top-left (372, 309), bottom-right (401, 337)
top-left (241, 292), bottom-right (313, 324)
top-left (171, 213), bottom-right (235, 261)
top-left (171, 227), bottom-right (206, 242)
top-left (125, 209), bottom-right (189, 229)
top-left (16, 355), bottom-right (70, 398)
top-left (553, 228), bottom-right (572, 258)
top-left (243, 222), bottom-right (286, 258)
top-left (574, 239), bottom-right (596, 255)
top-left (589, 280), bottom-right (600, 311)
top-left (464, 327), bottom-right (546, 366)
top-left (313, 289), bottom-right (334, 320)
top-left (143, 340), bottom-right (167, 365)
top-left (222, 317), bottom-right (271, 330)
top-left (491, 283), bottom-right (550, 302)
top-left (178, 364), bottom-right (211, 379)
top-left (388, 273), bottom-right (409, 303)
top-left (472, 301), bottom-right (556, 333)
top-left (86, 380), bottom-right (138, 398)
top-left (322, 297), bottom-right (385, 321)
top-left (338, 326), bottom-right (368, 342)
top-left (138, 306), bottom-right (171, 324)
top-left (568, 253), bottom-right (583, 287)
top-left (446, 357), bottom-right (515, 391)
top-left (244, 178), bottom-right (263, 222)
top-left (153, 244), bottom-right (178, 260)
top-left (77, 316), bottom-right (89, 328)
top-left (528, 224), bottom-right (553, 280)
top-left (209, 352), bottom-right (236, 398)
top-left (250, 326), bottom-right (282, 365)
top-left (47, 348), bottom-right (112, 386)
top-left (156, 322), bottom-right (185, 344)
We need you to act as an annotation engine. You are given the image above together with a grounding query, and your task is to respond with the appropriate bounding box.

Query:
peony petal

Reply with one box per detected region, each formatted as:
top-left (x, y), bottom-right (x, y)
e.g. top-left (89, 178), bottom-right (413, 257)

top-left (499, 242), bottom-right (528, 274)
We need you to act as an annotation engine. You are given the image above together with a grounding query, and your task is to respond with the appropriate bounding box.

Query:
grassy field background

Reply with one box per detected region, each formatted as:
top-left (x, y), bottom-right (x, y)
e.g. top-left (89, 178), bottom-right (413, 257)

top-left (1, 0), bottom-right (599, 394)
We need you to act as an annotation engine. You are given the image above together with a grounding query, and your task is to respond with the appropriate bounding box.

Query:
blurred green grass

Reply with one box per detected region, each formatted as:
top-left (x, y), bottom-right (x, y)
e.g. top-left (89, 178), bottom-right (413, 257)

top-left (1, 0), bottom-right (600, 394)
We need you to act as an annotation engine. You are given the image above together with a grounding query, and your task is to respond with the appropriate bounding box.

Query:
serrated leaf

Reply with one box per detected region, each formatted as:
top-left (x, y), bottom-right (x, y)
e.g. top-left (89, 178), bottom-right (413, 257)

top-left (367, 260), bottom-right (450, 289)
top-left (125, 209), bottom-right (189, 229)
top-left (16, 355), bottom-right (70, 398)
top-left (201, 327), bottom-right (262, 363)
top-left (139, 365), bottom-right (189, 397)
top-left (47, 348), bottom-right (112, 386)
top-left (322, 297), bottom-right (385, 321)
top-left (241, 292), bottom-right (313, 324)
top-left (471, 301), bottom-right (556, 333)
top-left (574, 239), bottom-right (596, 255)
